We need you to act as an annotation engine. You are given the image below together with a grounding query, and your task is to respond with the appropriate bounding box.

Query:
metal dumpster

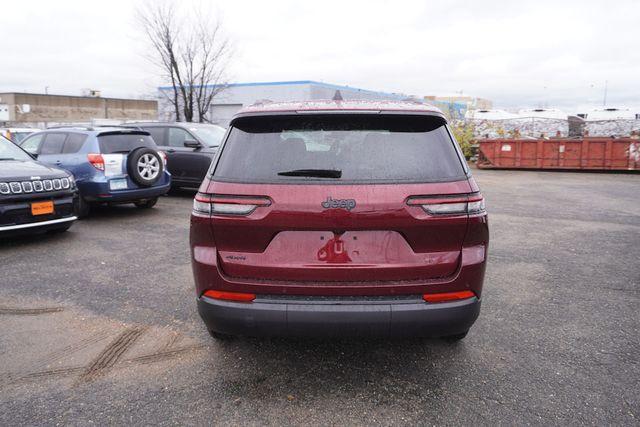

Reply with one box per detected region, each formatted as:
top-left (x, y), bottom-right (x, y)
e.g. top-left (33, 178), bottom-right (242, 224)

top-left (476, 138), bottom-right (640, 171)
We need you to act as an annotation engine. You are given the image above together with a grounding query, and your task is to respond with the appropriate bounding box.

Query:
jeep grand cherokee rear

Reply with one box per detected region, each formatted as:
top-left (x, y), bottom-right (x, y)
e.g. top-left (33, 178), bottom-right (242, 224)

top-left (190, 100), bottom-right (489, 340)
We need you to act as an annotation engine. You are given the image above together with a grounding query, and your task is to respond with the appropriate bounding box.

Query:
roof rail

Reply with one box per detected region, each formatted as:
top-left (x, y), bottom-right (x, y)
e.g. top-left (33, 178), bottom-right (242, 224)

top-left (46, 125), bottom-right (95, 130)
top-left (121, 120), bottom-right (161, 124)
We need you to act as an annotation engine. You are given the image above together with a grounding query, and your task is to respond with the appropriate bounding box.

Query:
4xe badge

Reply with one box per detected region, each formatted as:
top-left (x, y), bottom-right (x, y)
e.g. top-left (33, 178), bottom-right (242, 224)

top-left (321, 196), bottom-right (356, 211)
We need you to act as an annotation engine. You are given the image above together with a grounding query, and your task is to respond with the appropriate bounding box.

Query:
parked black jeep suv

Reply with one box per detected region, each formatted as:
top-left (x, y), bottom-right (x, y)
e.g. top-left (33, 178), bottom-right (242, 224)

top-left (0, 136), bottom-right (77, 236)
top-left (122, 122), bottom-right (226, 189)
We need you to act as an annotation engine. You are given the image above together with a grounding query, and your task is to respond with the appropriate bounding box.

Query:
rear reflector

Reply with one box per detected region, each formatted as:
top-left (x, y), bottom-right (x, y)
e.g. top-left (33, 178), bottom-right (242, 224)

top-left (423, 290), bottom-right (475, 303)
top-left (203, 289), bottom-right (256, 302)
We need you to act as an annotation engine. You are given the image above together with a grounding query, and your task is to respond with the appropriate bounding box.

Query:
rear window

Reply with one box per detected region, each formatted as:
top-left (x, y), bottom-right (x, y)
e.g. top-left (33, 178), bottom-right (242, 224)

top-left (213, 114), bottom-right (466, 184)
top-left (98, 132), bottom-right (156, 154)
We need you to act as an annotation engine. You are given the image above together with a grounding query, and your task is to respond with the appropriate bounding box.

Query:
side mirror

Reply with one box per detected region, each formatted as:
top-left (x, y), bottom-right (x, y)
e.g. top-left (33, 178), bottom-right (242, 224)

top-left (184, 139), bottom-right (202, 149)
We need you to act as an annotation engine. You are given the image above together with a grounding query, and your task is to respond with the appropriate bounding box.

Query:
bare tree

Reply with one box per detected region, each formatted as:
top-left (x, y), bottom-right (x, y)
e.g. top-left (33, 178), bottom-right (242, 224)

top-left (137, 1), bottom-right (232, 122)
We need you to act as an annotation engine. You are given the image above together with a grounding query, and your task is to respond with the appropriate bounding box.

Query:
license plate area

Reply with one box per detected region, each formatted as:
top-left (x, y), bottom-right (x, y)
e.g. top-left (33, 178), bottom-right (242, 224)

top-left (31, 201), bottom-right (54, 216)
top-left (109, 178), bottom-right (128, 191)
top-left (218, 230), bottom-right (461, 282)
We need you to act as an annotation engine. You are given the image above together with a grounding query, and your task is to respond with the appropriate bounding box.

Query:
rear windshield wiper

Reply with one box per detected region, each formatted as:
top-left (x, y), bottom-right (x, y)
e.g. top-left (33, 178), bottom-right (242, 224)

top-left (0, 158), bottom-right (17, 161)
top-left (277, 169), bottom-right (342, 178)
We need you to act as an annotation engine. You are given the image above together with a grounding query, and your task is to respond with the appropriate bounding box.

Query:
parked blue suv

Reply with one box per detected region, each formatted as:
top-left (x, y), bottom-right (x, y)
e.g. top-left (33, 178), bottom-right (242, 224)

top-left (19, 127), bottom-right (171, 216)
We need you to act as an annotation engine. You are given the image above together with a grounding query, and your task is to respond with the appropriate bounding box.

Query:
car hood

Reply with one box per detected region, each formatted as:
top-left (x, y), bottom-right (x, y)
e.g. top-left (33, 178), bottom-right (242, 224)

top-left (0, 159), bottom-right (69, 181)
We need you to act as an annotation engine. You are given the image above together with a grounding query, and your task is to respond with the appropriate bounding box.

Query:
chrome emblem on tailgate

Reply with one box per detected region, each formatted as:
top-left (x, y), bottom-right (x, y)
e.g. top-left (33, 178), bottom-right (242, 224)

top-left (321, 197), bottom-right (356, 211)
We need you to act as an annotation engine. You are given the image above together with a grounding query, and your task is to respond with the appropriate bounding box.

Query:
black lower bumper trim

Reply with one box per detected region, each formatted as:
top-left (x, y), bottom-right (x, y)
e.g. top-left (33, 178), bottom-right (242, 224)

top-left (198, 295), bottom-right (480, 338)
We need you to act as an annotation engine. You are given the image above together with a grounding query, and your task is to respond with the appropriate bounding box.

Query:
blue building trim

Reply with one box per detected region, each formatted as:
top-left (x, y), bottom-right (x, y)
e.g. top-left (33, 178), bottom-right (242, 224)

top-left (158, 80), bottom-right (405, 100)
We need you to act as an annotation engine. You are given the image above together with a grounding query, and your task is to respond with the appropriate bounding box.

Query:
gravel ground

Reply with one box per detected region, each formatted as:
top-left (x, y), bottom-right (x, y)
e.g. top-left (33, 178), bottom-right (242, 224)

top-left (0, 169), bottom-right (638, 426)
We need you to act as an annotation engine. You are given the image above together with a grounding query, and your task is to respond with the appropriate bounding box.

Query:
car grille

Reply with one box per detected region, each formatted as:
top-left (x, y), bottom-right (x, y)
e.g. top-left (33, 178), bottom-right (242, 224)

top-left (0, 178), bottom-right (70, 195)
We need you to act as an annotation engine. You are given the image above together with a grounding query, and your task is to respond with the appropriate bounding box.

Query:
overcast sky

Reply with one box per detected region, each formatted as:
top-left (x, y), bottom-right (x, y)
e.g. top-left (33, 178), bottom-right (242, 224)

top-left (2, 0), bottom-right (638, 110)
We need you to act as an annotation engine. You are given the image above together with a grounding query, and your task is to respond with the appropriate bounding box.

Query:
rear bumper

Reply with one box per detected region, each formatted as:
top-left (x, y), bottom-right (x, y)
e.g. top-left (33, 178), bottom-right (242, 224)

top-left (80, 177), bottom-right (170, 203)
top-left (198, 295), bottom-right (480, 338)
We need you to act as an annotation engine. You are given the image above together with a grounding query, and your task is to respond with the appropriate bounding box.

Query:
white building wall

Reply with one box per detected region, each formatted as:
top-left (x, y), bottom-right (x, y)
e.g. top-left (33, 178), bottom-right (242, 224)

top-left (308, 84), bottom-right (402, 101)
top-left (213, 82), bottom-right (312, 106)
top-left (158, 81), bottom-right (403, 126)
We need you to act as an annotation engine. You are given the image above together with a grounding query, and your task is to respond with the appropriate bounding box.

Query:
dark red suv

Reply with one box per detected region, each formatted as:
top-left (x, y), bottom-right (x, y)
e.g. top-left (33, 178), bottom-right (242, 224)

top-left (190, 100), bottom-right (488, 340)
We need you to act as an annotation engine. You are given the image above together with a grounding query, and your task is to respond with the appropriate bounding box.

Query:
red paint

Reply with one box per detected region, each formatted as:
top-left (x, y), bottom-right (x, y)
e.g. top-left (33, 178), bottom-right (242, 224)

top-left (190, 101), bottom-right (488, 301)
top-left (477, 137), bottom-right (640, 171)
top-left (190, 177), bottom-right (489, 297)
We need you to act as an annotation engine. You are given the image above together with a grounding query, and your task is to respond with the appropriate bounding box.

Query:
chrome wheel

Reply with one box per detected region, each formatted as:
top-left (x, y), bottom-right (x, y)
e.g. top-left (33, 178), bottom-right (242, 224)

top-left (137, 154), bottom-right (160, 180)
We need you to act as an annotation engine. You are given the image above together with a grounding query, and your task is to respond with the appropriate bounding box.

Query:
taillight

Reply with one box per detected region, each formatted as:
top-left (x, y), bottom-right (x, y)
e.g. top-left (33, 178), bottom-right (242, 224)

top-left (157, 150), bottom-right (167, 166)
top-left (407, 193), bottom-right (485, 216)
top-left (192, 193), bottom-right (271, 217)
top-left (87, 153), bottom-right (105, 171)
top-left (423, 290), bottom-right (475, 303)
top-left (203, 289), bottom-right (256, 302)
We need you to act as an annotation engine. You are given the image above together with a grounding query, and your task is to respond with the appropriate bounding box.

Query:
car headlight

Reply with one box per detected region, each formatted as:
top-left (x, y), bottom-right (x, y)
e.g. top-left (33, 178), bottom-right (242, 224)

top-left (68, 175), bottom-right (76, 189)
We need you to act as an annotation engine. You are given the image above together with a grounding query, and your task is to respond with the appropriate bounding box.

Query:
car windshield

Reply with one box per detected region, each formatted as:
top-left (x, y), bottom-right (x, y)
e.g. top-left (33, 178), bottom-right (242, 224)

top-left (213, 114), bottom-right (466, 184)
top-left (0, 135), bottom-right (32, 161)
top-left (189, 125), bottom-right (226, 147)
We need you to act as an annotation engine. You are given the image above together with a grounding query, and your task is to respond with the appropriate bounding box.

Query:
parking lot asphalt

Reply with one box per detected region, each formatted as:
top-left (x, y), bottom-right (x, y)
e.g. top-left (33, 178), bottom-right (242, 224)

top-left (1, 169), bottom-right (639, 426)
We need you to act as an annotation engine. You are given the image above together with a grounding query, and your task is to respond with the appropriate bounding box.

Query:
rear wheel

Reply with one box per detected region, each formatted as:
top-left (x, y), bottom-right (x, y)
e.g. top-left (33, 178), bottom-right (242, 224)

top-left (208, 329), bottom-right (235, 340)
top-left (134, 197), bottom-right (158, 209)
top-left (75, 196), bottom-right (91, 218)
top-left (441, 331), bottom-right (468, 343)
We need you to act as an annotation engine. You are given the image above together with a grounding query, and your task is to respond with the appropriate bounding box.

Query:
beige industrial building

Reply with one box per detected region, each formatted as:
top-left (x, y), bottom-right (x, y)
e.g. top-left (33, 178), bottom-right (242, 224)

top-left (0, 92), bottom-right (158, 127)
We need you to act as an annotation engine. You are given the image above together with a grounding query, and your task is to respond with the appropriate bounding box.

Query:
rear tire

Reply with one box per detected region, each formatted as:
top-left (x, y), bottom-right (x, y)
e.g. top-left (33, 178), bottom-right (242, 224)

top-left (134, 197), bottom-right (158, 209)
top-left (441, 331), bottom-right (468, 343)
top-left (75, 196), bottom-right (91, 218)
top-left (208, 330), bottom-right (235, 340)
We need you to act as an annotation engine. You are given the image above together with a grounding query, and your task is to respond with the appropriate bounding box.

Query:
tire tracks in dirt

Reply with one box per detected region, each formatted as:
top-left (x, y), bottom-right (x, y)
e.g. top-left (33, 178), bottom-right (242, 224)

top-left (77, 326), bottom-right (147, 383)
top-left (33, 329), bottom-right (113, 368)
top-left (0, 327), bottom-right (206, 388)
top-left (0, 307), bottom-right (64, 315)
